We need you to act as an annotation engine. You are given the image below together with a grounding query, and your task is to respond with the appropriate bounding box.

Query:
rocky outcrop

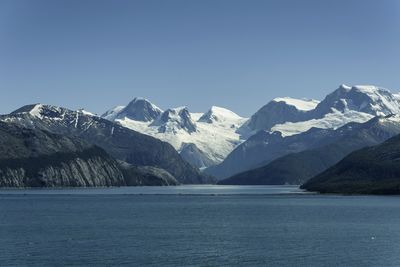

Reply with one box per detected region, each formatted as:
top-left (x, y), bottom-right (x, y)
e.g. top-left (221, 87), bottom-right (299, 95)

top-left (0, 121), bottom-right (125, 187)
top-left (151, 107), bottom-right (197, 133)
top-left (120, 163), bottom-right (179, 186)
top-left (0, 149), bottom-right (125, 187)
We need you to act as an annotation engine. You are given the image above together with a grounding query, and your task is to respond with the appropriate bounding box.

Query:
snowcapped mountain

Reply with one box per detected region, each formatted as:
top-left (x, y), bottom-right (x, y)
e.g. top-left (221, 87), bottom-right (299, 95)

top-left (102, 100), bottom-right (248, 168)
top-left (1, 104), bottom-right (212, 184)
top-left (313, 84), bottom-right (400, 116)
top-left (206, 84), bottom-right (400, 179)
top-left (261, 84), bottom-right (400, 137)
top-left (273, 97), bottom-right (320, 111)
top-left (101, 105), bottom-right (125, 121)
top-left (242, 97), bottom-right (319, 134)
top-left (219, 114), bottom-right (400, 185)
top-left (101, 97), bottom-right (162, 121)
top-left (151, 107), bottom-right (197, 133)
top-left (102, 84), bottom-right (400, 173)
top-left (198, 106), bottom-right (245, 124)
top-left (271, 109), bottom-right (374, 137)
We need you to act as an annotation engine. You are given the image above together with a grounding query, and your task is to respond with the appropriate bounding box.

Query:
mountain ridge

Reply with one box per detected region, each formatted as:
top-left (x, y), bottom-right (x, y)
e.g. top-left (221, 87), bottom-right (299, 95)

top-left (3, 104), bottom-right (213, 184)
top-left (219, 115), bottom-right (400, 185)
top-left (207, 84), bottom-right (400, 179)
top-left (301, 132), bottom-right (400, 194)
top-left (103, 100), bottom-right (248, 168)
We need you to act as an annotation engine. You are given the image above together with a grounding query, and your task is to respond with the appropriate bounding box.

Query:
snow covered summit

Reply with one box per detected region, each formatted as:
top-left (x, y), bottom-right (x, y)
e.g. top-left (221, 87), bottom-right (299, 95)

top-left (102, 97), bottom-right (162, 122)
top-left (101, 84), bottom-right (400, 169)
top-left (102, 99), bottom-right (248, 168)
top-left (198, 106), bottom-right (244, 126)
top-left (243, 97), bottom-right (319, 133)
top-left (264, 84), bottom-right (400, 136)
top-left (272, 97), bottom-right (319, 111)
top-left (313, 84), bottom-right (400, 117)
top-left (151, 107), bottom-right (197, 133)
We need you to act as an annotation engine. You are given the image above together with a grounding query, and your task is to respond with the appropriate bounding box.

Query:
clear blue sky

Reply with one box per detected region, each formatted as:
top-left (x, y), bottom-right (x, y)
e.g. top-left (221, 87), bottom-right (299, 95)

top-left (1, 0), bottom-right (399, 116)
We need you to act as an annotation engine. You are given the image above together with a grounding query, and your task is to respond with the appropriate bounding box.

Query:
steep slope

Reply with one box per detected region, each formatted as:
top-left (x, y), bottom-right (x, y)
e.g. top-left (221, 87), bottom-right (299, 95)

top-left (272, 85), bottom-right (400, 137)
top-left (100, 105), bottom-right (125, 121)
top-left (119, 162), bottom-right (179, 186)
top-left (115, 97), bottom-right (162, 122)
top-left (242, 97), bottom-right (318, 133)
top-left (208, 84), bottom-right (400, 179)
top-left (125, 166), bottom-right (178, 186)
top-left (313, 84), bottom-right (400, 117)
top-left (271, 109), bottom-right (373, 137)
top-left (104, 101), bottom-right (247, 168)
top-left (0, 121), bottom-right (125, 187)
top-left (179, 143), bottom-right (215, 169)
top-left (219, 115), bottom-right (400, 185)
top-left (150, 107), bottom-right (197, 133)
top-left (301, 133), bottom-right (400, 195)
top-left (206, 127), bottom-right (335, 179)
top-left (2, 104), bottom-right (212, 184)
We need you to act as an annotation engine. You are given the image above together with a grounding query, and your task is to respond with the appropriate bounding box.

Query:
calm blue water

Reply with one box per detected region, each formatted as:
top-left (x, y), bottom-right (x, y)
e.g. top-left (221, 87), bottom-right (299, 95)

top-left (1, 185), bottom-right (400, 266)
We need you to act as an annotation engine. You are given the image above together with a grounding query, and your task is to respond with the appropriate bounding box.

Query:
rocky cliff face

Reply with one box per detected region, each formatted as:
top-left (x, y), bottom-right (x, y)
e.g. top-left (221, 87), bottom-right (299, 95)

top-left (151, 107), bottom-right (197, 133)
top-left (0, 121), bottom-right (125, 187)
top-left (0, 150), bottom-right (125, 187)
top-left (121, 164), bottom-right (179, 186)
top-left (2, 104), bottom-right (213, 184)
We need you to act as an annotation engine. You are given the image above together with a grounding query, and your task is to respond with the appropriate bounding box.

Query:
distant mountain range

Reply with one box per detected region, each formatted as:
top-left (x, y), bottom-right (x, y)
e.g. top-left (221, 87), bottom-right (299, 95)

top-left (2, 83), bottom-right (400, 192)
top-left (1, 104), bottom-right (213, 186)
top-left (219, 115), bottom-right (400, 185)
top-left (103, 84), bottom-right (400, 171)
top-left (207, 85), bottom-right (400, 179)
top-left (102, 98), bottom-right (247, 169)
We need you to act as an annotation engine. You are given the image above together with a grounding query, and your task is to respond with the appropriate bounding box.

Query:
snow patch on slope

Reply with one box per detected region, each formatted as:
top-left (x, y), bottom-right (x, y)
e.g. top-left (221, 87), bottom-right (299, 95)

top-left (199, 106), bottom-right (243, 124)
top-left (114, 105), bottom-right (248, 166)
top-left (101, 106), bottom-right (125, 120)
top-left (272, 109), bottom-right (374, 137)
top-left (353, 85), bottom-right (400, 116)
top-left (29, 104), bottom-right (44, 119)
top-left (273, 97), bottom-right (320, 111)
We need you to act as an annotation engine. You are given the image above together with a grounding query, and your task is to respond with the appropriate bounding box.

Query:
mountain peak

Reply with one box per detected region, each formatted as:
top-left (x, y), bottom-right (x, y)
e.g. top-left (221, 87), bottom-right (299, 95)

top-left (351, 85), bottom-right (389, 94)
top-left (315, 84), bottom-right (400, 116)
top-left (101, 105), bottom-right (125, 120)
top-left (198, 106), bottom-right (243, 123)
top-left (131, 96), bottom-right (149, 102)
top-left (11, 104), bottom-right (101, 123)
top-left (104, 97), bottom-right (163, 122)
top-left (245, 97), bottom-right (315, 132)
top-left (11, 103), bottom-right (43, 117)
top-left (151, 107), bottom-right (197, 133)
top-left (339, 84), bottom-right (351, 90)
top-left (11, 104), bottom-right (65, 120)
top-left (272, 97), bottom-right (319, 111)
